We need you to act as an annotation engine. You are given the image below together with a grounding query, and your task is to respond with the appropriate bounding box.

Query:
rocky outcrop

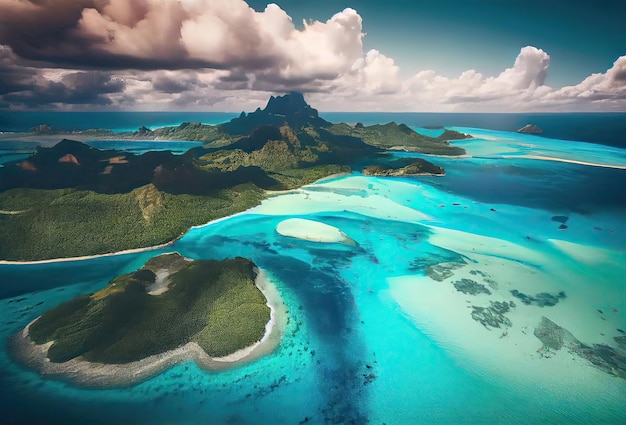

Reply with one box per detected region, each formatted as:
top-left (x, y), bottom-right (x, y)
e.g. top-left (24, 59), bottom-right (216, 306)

top-left (223, 91), bottom-right (331, 135)
top-left (425, 261), bottom-right (466, 282)
top-left (58, 154), bottom-right (80, 165)
top-left (136, 126), bottom-right (153, 135)
top-left (471, 301), bottom-right (513, 329)
top-left (30, 124), bottom-right (52, 134)
top-left (453, 278), bottom-right (491, 295)
top-left (534, 316), bottom-right (626, 380)
top-left (510, 290), bottom-right (566, 307)
top-left (517, 124), bottom-right (543, 134)
top-left (533, 316), bottom-right (577, 350)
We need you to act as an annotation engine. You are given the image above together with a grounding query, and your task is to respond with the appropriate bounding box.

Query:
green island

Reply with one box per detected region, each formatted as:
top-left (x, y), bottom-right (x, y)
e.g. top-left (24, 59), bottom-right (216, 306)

top-left (363, 157), bottom-right (445, 177)
top-left (22, 254), bottom-right (272, 363)
top-left (0, 92), bottom-right (468, 261)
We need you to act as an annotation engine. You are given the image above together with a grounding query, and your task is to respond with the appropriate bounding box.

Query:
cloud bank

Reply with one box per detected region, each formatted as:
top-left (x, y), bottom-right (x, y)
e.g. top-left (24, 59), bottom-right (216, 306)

top-left (0, 0), bottom-right (624, 111)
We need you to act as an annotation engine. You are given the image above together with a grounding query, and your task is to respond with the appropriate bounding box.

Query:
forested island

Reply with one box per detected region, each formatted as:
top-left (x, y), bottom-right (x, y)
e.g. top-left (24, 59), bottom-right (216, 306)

top-left (0, 92), bottom-right (468, 261)
top-left (11, 253), bottom-right (285, 386)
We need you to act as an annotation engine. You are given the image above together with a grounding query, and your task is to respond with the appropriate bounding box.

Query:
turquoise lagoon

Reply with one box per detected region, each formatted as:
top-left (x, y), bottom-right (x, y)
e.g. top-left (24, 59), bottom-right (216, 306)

top-left (1, 127), bottom-right (625, 424)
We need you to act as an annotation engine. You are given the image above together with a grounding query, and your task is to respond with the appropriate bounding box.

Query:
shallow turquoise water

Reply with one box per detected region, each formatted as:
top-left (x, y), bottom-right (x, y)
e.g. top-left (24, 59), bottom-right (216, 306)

top-left (1, 129), bottom-right (625, 424)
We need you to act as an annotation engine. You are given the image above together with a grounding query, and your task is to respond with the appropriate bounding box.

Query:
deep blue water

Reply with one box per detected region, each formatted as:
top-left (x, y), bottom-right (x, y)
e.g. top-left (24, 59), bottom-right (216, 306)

top-left (0, 113), bottom-right (625, 425)
top-left (324, 112), bottom-right (626, 149)
top-left (1, 111), bottom-right (626, 148)
top-left (0, 111), bottom-right (239, 133)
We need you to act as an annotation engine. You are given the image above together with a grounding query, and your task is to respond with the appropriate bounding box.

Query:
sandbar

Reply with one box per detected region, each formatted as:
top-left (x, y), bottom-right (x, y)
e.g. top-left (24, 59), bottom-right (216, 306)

top-left (504, 154), bottom-right (626, 170)
top-left (10, 268), bottom-right (287, 388)
top-left (276, 218), bottom-right (354, 244)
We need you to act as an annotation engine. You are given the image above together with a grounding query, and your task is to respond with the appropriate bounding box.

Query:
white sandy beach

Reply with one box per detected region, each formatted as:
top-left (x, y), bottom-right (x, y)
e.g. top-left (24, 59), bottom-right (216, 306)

top-left (0, 241), bottom-right (174, 266)
top-left (10, 269), bottom-right (288, 388)
top-left (276, 218), bottom-right (354, 243)
top-left (504, 154), bottom-right (626, 169)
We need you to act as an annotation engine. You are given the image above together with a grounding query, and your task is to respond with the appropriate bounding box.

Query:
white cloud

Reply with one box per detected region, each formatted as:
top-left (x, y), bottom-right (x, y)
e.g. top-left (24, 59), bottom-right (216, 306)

top-left (495, 46), bottom-right (550, 89)
top-left (76, 0), bottom-right (365, 84)
top-left (546, 56), bottom-right (626, 107)
top-left (0, 0), bottom-right (625, 111)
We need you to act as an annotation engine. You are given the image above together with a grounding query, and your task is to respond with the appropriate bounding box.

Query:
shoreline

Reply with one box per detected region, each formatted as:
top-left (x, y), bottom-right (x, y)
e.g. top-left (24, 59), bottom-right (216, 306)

top-left (503, 154), bottom-right (626, 169)
top-left (0, 209), bottom-right (258, 266)
top-left (0, 241), bottom-right (174, 266)
top-left (9, 268), bottom-right (287, 388)
top-left (0, 174), bottom-right (353, 266)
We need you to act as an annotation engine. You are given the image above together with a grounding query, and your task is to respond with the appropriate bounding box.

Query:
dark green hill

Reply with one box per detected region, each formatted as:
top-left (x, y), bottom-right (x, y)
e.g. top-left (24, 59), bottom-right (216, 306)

top-left (327, 122), bottom-right (469, 156)
top-left (0, 138), bottom-right (281, 194)
top-left (27, 254), bottom-right (270, 363)
top-left (222, 91), bottom-right (331, 135)
top-left (143, 92), bottom-right (467, 157)
top-left (0, 92), bottom-right (461, 261)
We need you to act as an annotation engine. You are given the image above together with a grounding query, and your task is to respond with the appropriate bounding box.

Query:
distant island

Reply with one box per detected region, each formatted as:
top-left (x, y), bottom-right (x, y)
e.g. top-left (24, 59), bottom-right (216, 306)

top-left (517, 124), bottom-right (543, 134)
top-left (0, 92), bottom-right (468, 261)
top-left (363, 157), bottom-right (445, 177)
top-left (10, 253), bottom-right (287, 387)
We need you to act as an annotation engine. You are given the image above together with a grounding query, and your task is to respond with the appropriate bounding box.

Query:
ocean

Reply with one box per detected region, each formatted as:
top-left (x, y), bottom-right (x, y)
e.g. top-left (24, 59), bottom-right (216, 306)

top-left (1, 111), bottom-right (626, 148)
top-left (0, 113), bottom-right (625, 424)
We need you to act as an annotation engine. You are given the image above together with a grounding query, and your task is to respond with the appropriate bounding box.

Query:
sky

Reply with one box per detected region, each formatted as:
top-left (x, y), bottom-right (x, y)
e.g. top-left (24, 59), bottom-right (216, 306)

top-left (0, 0), bottom-right (625, 112)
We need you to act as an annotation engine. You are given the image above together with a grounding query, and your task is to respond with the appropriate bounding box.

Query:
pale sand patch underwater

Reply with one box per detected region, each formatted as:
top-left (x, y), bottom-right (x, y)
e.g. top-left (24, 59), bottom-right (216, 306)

top-left (10, 269), bottom-right (287, 388)
top-left (252, 177), bottom-right (431, 223)
top-left (388, 225), bottom-right (626, 403)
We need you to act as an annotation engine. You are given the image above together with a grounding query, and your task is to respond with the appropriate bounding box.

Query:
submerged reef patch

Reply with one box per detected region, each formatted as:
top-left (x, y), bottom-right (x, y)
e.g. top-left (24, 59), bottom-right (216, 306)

top-left (510, 290), bottom-right (566, 307)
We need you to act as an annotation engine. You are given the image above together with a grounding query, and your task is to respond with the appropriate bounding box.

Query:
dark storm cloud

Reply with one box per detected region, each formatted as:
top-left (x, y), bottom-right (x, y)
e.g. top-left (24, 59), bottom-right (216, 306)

top-left (0, 64), bottom-right (37, 95)
top-left (170, 92), bottom-right (226, 108)
top-left (0, 0), bottom-right (282, 71)
top-left (4, 71), bottom-right (125, 108)
top-left (0, 0), bottom-right (101, 65)
top-left (0, 45), bottom-right (39, 95)
top-left (152, 73), bottom-right (200, 94)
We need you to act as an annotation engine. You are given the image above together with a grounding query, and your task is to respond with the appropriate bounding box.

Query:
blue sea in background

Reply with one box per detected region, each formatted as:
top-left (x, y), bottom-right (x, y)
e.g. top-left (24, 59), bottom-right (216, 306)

top-left (1, 111), bottom-right (626, 148)
top-left (1, 112), bottom-right (625, 424)
top-left (0, 111), bottom-right (239, 133)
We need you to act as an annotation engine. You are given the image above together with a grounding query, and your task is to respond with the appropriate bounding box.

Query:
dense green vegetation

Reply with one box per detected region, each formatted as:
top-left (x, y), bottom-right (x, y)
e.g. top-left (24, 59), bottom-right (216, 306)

top-left (0, 183), bottom-right (264, 261)
top-left (362, 157), bottom-right (445, 176)
top-left (28, 255), bottom-right (270, 363)
top-left (0, 92), bottom-right (465, 261)
top-left (151, 122), bottom-right (235, 147)
top-left (327, 122), bottom-right (468, 156)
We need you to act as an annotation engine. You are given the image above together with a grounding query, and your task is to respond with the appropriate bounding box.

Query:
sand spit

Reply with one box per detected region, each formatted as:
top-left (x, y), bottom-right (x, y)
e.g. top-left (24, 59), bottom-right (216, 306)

top-left (504, 154), bottom-right (626, 170)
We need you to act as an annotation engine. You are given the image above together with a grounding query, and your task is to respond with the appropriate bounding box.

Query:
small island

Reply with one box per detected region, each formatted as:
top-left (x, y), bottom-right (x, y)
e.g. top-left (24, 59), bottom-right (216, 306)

top-left (362, 157), bottom-right (445, 177)
top-left (10, 253), bottom-right (287, 387)
top-left (517, 124), bottom-right (543, 134)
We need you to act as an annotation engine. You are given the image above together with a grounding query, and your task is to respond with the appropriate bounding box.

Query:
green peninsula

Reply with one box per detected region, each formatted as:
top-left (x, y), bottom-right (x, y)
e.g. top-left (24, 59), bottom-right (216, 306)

top-left (0, 92), bottom-right (466, 261)
top-left (26, 254), bottom-right (271, 363)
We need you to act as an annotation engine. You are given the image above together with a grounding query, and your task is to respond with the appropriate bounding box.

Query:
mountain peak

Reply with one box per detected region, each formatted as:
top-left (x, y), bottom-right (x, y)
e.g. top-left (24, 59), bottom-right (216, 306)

top-left (264, 92), bottom-right (308, 115)
top-left (223, 92), bottom-right (330, 135)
